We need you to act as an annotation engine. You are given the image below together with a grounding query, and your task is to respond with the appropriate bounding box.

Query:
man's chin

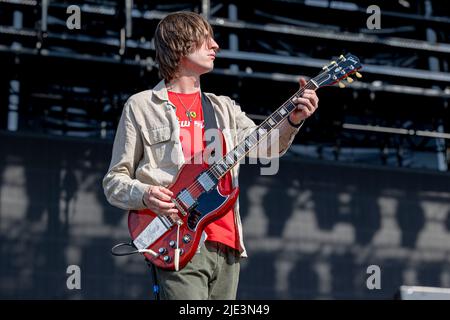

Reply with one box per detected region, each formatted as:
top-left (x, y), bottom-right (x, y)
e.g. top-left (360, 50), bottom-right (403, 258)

top-left (199, 65), bottom-right (214, 75)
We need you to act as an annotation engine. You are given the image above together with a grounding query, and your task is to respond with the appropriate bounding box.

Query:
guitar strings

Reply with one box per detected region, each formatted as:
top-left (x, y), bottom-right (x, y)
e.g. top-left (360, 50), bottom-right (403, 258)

top-left (184, 81), bottom-right (316, 196)
top-left (207, 81), bottom-right (318, 180)
top-left (181, 81), bottom-right (317, 198)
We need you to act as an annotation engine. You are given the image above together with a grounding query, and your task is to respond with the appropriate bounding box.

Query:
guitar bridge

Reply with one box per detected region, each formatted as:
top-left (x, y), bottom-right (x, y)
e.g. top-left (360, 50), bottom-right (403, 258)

top-left (172, 198), bottom-right (188, 217)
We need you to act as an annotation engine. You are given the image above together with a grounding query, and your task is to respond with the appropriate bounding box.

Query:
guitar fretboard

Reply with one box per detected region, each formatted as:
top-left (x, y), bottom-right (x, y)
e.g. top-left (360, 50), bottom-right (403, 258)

top-left (208, 80), bottom-right (319, 180)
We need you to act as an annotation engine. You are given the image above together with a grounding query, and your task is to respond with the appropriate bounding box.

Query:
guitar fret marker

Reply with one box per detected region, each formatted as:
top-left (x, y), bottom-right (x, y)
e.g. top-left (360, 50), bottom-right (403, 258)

top-left (249, 134), bottom-right (257, 144)
top-left (220, 162), bottom-right (228, 171)
top-left (273, 112), bottom-right (283, 121)
top-left (214, 166), bottom-right (223, 175)
top-left (214, 161), bottom-right (224, 172)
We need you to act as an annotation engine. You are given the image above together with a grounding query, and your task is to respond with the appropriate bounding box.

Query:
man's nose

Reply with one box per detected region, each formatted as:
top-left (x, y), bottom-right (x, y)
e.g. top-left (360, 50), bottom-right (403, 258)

top-left (209, 38), bottom-right (219, 50)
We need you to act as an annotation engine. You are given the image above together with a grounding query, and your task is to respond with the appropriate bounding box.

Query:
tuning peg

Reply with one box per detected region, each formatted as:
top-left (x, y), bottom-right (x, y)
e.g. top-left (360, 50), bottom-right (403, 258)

top-left (330, 61), bottom-right (337, 66)
top-left (322, 65), bottom-right (329, 70)
top-left (355, 72), bottom-right (362, 78)
top-left (339, 55), bottom-right (346, 60)
top-left (346, 77), bottom-right (354, 83)
top-left (338, 81), bottom-right (346, 88)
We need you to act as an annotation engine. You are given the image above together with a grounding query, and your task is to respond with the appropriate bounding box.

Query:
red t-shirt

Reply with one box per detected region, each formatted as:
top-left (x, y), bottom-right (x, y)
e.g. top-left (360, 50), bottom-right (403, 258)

top-left (168, 91), bottom-right (239, 250)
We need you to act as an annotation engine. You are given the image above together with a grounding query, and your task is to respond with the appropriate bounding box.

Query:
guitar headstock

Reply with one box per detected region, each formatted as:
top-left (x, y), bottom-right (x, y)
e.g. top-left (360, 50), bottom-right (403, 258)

top-left (313, 53), bottom-right (363, 89)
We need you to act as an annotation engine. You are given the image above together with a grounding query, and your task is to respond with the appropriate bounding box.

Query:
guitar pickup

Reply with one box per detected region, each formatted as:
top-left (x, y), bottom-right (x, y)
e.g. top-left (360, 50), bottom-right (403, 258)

top-left (178, 189), bottom-right (197, 211)
top-left (197, 172), bottom-right (216, 192)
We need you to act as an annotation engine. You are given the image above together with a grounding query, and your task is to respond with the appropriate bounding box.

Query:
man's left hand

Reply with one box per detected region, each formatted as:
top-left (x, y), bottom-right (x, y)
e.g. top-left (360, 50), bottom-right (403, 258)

top-left (289, 77), bottom-right (319, 124)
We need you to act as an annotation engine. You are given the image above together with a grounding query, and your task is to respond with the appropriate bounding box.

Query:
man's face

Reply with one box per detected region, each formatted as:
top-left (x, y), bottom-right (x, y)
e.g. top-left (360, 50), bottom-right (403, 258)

top-left (180, 36), bottom-right (219, 76)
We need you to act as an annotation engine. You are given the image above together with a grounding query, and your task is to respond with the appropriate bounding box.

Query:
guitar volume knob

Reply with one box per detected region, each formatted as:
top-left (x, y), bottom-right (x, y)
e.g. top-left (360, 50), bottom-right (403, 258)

top-left (183, 234), bottom-right (191, 243)
top-left (169, 240), bottom-right (176, 248)
top-left (163, 255), bottom-right (171, 263)
top-left (158, 247), bottom-right (167, 254)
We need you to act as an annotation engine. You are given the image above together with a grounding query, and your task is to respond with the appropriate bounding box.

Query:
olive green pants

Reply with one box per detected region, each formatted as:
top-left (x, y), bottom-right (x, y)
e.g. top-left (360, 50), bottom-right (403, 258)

top-left (154, 241), bottom-right (240, 300)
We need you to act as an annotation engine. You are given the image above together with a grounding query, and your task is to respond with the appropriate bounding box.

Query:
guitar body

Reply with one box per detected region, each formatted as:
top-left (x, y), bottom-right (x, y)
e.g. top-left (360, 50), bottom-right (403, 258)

top-left (128, 159), bottom-right (239, 271)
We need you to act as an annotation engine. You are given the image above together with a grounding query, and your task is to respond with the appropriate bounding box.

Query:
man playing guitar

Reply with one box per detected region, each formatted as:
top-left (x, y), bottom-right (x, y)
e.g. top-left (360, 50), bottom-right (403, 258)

top-left (103, 11), bottom-right (319, 300)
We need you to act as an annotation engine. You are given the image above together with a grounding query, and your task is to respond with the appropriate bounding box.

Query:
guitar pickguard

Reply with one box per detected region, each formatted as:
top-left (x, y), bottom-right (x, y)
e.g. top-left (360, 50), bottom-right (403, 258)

top-left (187, 186), bottom-right (228, 231)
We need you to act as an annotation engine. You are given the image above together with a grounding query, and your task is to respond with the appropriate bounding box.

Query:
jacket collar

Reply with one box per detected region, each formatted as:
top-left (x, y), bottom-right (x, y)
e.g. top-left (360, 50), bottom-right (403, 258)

top-left (152, 79), bottom-right (169, 102)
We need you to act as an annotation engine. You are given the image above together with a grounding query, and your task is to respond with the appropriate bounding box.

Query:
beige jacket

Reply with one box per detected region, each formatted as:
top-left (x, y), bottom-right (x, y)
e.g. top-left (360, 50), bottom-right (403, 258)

top-left (102, 79), bottom-right (303, 257)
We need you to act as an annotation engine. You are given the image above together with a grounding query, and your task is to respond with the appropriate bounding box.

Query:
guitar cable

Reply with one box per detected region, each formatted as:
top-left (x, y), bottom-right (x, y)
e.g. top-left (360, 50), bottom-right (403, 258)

top-left (111, 242), bottom-right (158, 257)
top-left (111, 242), bottom-right (161, 300)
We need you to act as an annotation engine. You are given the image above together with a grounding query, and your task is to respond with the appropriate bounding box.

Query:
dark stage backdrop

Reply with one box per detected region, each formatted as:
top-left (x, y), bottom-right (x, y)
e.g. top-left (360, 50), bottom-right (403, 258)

top-left (1, 131), bottom-right (450, 299)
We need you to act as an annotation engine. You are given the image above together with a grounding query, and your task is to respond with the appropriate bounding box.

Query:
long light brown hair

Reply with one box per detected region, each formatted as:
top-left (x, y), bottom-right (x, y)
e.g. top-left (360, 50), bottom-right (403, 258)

top-left (154, 11), bottom-right (214, 82)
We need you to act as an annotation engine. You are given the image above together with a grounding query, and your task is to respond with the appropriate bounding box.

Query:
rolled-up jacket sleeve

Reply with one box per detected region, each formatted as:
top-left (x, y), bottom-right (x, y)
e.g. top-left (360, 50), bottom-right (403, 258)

top-left (102, 98), bottom-right (149, 211)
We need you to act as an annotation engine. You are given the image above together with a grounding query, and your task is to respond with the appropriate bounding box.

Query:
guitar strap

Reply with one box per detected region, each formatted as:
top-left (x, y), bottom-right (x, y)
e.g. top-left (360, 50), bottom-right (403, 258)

top-left (201, 92), bottom-right (220, 150)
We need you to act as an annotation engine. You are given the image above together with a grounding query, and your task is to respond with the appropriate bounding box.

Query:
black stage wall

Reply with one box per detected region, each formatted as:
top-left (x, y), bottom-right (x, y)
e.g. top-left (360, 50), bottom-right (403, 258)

top-left (1, 131), bottom-right (450, 299)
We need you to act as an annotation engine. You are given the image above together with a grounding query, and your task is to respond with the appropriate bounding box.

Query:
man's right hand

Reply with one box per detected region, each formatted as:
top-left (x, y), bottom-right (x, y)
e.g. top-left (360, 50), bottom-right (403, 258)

top-left (143, 185), bottom-right (178, 216)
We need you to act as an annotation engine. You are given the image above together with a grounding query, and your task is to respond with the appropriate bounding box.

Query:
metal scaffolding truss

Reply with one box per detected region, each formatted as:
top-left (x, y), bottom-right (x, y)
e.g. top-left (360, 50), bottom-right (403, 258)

top-left (0, 0), bottom-right (449, 170)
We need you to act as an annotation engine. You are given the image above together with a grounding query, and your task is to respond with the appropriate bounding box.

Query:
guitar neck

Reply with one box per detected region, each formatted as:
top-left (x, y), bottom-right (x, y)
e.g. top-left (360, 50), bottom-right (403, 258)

top-left (207, 79), bottom-right (319, 180)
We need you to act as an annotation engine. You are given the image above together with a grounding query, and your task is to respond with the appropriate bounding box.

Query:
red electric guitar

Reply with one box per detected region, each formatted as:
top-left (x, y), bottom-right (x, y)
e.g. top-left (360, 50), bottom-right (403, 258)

top-left (125, 53), bottom-right (362, 271)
